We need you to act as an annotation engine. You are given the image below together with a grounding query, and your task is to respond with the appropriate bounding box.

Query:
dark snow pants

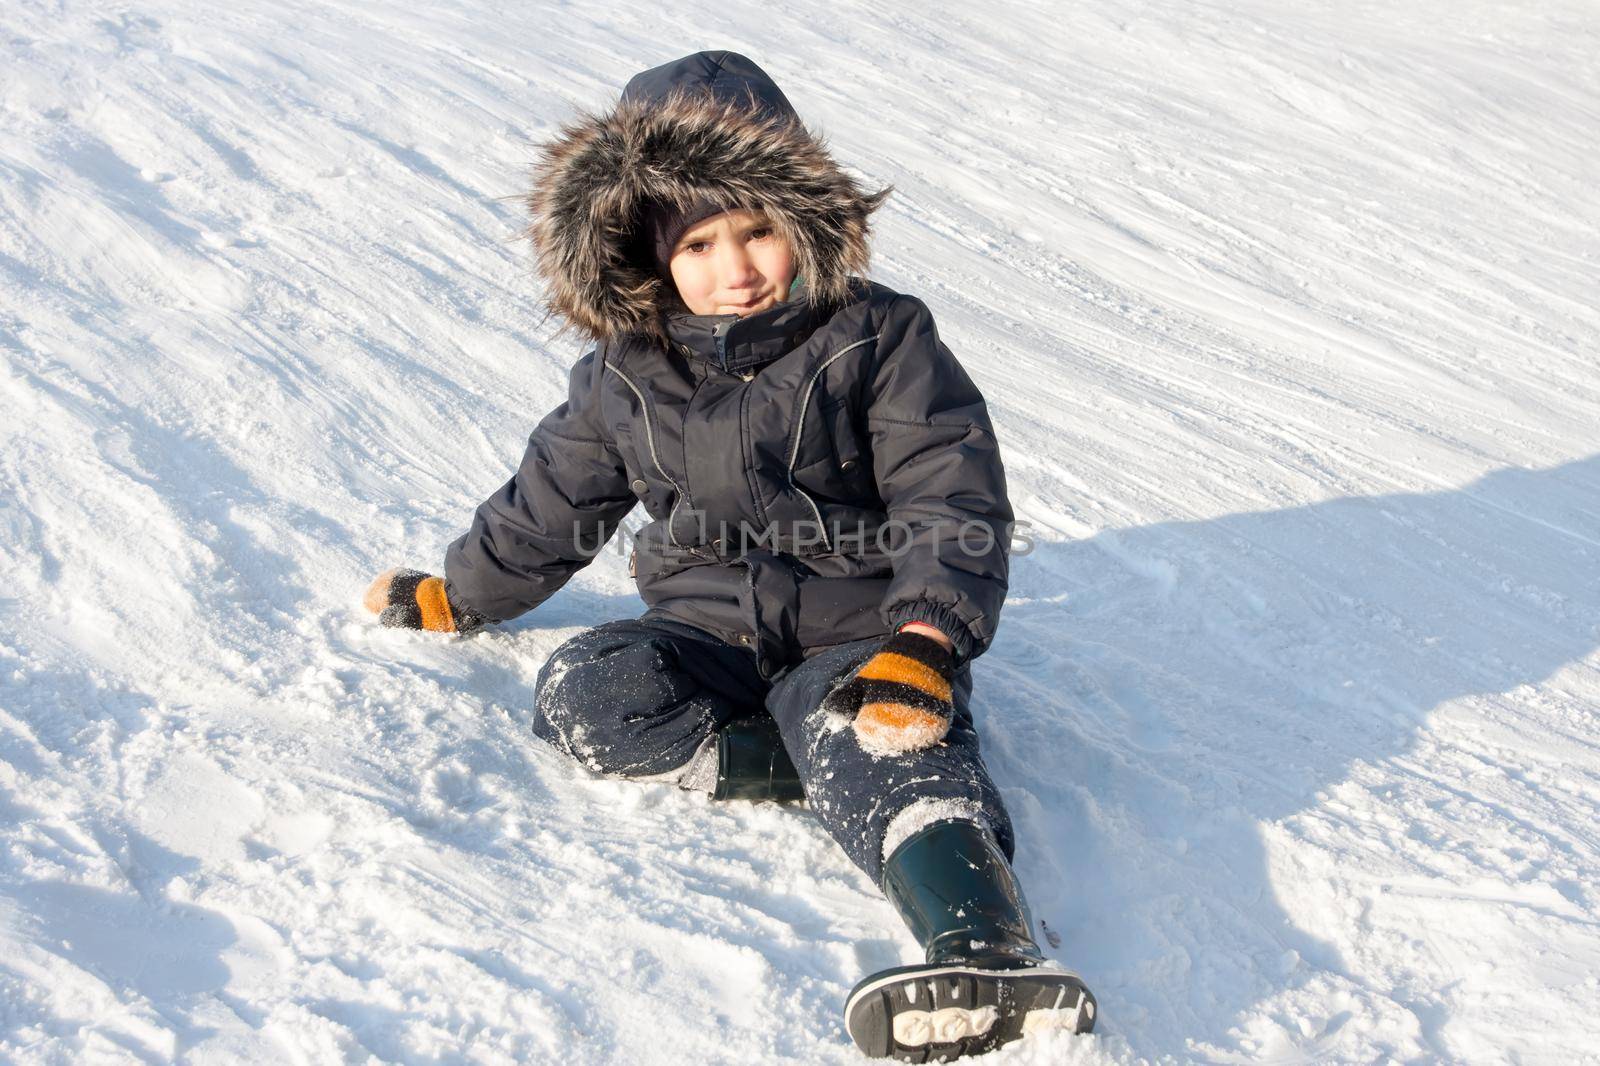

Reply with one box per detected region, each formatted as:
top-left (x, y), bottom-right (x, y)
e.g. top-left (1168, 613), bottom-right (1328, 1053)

top-left (531, 614), bottom-right (1015, 884)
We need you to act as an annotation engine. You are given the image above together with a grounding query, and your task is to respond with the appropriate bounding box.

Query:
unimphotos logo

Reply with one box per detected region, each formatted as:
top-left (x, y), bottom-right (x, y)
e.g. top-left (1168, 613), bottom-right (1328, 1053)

top-left (569, 515), bottom-right (1037, 559)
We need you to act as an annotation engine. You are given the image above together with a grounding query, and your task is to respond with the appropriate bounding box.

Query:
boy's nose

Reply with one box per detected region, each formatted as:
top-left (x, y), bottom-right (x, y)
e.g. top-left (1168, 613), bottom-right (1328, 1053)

top-left (720, 246), bottom-right (761, 288)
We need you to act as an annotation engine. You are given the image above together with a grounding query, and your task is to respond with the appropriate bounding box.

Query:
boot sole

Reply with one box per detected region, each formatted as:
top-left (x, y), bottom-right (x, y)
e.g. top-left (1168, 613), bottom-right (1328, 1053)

top-left (844, 962), bottom-right (1096, 1060)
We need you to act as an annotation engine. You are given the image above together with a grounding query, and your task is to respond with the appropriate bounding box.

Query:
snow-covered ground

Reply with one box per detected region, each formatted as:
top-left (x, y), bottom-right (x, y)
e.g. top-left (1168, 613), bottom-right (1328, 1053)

top-left (3, 0), bottom-right (1598, 1061)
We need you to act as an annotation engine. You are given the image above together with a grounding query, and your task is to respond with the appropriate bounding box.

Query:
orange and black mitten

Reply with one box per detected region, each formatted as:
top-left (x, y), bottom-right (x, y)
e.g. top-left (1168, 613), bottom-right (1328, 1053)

top-left (363, 568), bottom-right (482, 634)
top-left (825, 629), bottom-right (957, 755)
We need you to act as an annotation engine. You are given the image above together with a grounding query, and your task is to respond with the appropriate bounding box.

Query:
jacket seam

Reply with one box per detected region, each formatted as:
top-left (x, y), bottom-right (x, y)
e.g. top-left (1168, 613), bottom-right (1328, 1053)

top-left (541, 432), bottom-right (614, 447)
top-left (785, 334), bottom-right (881, 549)
top-left (866, 415), bottom-right (948, 429)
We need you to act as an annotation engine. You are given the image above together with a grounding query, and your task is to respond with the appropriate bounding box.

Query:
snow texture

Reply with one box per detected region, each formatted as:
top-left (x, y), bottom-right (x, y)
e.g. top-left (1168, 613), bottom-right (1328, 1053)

top-left (880, 798), bottom-right (991, 865)
top-left (2, 0), bottom-right (1599, 1062)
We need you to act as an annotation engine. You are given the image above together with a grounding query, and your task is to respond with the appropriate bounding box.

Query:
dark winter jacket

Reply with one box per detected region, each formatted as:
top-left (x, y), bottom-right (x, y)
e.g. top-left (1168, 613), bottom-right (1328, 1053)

top-left (444, 52), bottom-right (1013, 674)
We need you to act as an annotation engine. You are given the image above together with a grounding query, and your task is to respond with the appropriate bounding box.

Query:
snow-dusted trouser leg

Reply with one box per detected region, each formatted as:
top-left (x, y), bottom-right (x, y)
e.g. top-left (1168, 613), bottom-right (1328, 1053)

top-left (531, 617), bottom-right (767, 779)
top-left (764, 639), bottom-right (1016, 885)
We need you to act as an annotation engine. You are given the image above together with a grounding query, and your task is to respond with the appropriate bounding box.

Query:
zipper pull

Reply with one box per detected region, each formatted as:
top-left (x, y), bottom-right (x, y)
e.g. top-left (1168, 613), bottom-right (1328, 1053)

top-left (714, 317), bottom-right (735, 369)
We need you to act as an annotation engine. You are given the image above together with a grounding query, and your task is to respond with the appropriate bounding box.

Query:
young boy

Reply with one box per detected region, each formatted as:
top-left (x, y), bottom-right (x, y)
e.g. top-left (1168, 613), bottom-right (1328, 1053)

top-left (366, 50), bottom-right (1095, 1060)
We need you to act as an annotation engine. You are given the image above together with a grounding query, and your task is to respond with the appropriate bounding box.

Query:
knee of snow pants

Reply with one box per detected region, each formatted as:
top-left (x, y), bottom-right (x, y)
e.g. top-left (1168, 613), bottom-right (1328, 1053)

top-left (531, 616), bottom-right (767, 778)
top-left (764, 639), bottom-right (1016, 886)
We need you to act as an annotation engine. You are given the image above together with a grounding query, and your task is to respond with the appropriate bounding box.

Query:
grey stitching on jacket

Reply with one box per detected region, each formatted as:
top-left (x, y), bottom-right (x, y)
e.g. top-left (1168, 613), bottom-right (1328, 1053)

top-left (605, 359), bottom-right (684, 548)
top-left (786, 335), bottom-right (880, 552)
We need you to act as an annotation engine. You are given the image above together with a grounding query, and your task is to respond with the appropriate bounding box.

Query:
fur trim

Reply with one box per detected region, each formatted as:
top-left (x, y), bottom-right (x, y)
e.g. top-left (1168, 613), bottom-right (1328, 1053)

top-left (525, 88), bottom-right (890, 342)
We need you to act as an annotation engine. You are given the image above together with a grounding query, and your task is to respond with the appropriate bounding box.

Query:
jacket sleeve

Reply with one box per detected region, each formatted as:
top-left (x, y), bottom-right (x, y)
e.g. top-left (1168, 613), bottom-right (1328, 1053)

top-left (444, 348), bottom-right (635, 623)
top-left (866, 296), bottom-right (1014, 666)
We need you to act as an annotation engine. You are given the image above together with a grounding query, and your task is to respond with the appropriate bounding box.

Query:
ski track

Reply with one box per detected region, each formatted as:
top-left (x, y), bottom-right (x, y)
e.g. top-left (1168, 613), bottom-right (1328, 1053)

top-left (3, 0), bottom-right (1599, 1062)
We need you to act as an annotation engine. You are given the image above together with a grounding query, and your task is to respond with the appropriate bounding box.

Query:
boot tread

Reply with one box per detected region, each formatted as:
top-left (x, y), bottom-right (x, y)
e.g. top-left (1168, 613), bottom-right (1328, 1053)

top-left (844, 962), bottom-right (1095, 1060)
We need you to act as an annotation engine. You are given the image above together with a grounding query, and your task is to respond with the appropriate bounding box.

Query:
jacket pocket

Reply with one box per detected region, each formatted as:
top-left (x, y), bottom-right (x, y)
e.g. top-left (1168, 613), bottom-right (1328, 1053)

top-left (608, 364), bottom-right (686, 544)
top-left (820, 398), bottom-right (876, 501)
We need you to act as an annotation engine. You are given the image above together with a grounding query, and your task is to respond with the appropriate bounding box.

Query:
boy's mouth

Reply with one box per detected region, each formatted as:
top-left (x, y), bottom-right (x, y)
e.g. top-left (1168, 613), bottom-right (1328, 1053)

top-left (721, 293), bottom-right (770, 314)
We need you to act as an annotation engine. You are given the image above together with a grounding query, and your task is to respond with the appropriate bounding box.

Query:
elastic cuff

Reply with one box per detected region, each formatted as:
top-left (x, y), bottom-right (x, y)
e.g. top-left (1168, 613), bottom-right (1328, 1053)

top-left (886, 600), bottom-right (980, 667)
top-left (442, 579), bottom-right (488, 635)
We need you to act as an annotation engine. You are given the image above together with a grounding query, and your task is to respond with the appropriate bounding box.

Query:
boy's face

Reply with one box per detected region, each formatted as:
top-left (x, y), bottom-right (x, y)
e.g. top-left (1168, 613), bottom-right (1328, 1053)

top-left (668, 209), bottom-right (796, 317)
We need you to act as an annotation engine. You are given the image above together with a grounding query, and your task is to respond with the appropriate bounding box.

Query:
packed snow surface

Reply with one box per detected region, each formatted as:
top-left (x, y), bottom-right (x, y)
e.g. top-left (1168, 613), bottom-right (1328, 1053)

top-left (3, 0), bottom-right (1598, 1062)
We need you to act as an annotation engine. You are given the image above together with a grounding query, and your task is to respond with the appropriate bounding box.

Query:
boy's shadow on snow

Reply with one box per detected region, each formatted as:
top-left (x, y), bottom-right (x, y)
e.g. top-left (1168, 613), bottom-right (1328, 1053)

top-left (379, 457), bottom-right (1598, 1054)
top-left (983, 454), bottom-right (1599, 1054)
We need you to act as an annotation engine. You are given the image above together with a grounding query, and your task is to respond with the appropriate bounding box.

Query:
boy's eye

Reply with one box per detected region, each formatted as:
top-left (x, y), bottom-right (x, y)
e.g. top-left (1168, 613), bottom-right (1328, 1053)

top-left (749, 227), bottom-right (772, 241)
top-left (686, 240), bottom-right (711, 254)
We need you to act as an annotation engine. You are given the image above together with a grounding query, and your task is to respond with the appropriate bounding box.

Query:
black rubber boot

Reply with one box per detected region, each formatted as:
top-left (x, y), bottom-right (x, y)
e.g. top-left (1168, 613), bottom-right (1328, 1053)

top-left (711, 714), bottom-right (806, 803)
top-left (844, 819), bottom-right (1096, 1060)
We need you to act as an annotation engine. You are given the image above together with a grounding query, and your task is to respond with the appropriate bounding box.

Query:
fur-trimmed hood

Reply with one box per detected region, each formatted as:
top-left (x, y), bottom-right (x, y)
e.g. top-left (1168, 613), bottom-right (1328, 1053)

top-left (525, 51), bottom-right (890, 342)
